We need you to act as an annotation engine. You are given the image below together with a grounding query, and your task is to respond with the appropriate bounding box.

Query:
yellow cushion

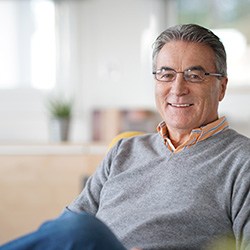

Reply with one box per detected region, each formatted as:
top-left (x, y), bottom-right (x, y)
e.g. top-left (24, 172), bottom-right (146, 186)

top-left (108, 131), bottom-right (145, 150)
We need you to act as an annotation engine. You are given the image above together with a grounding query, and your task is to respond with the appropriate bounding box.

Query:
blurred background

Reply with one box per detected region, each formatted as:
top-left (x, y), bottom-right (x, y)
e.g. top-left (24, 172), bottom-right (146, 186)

top-left (0, 0), bottom-right (250, 143)
top-left (1, 0), bottom-right (250, 245)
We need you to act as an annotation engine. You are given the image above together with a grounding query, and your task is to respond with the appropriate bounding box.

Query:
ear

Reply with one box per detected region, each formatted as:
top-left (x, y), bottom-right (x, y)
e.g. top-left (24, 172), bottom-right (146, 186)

top-left (219, 77), bottom-right (228, 101)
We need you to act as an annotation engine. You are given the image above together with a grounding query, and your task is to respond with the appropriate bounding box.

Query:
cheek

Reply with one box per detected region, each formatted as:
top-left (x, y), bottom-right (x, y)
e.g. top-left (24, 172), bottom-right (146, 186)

top-left (155, 85), bottom-right (169, 100)
top-left (210, 86), bottom-right (222, 104)
top-left (154, 86), bottom-right (167, 116)
top-left (209, 80), bottom-right (225, 103)
top-left (198, 89), bottom-right (220, 115)
top-left (155, 86), bottom-right (166, 107)
top-left (154, 89), bottom-right (161, 110)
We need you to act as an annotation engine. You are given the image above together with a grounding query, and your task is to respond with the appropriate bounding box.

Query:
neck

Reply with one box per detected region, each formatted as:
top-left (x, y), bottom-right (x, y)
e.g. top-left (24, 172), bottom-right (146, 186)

top-left (168, 129), bottom-right (192, 148)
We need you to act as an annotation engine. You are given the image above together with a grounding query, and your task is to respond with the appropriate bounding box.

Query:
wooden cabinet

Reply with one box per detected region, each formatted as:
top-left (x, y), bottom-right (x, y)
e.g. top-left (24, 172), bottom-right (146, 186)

top-left (0, 144), bottom-right (106, 245)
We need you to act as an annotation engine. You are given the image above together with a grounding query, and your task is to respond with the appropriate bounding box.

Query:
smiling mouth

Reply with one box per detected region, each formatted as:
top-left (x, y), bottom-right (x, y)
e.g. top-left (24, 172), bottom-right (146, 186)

top-left (169, 103), bottom-right (193, 107)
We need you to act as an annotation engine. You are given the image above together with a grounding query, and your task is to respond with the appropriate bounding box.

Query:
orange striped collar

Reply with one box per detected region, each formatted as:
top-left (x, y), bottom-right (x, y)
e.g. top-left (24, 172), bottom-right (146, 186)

top-left (157, 117), bottom-right (229, 153)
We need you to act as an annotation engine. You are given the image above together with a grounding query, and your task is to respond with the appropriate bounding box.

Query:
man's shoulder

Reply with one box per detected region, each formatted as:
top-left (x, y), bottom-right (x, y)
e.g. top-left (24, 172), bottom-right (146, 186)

top-left (116, 132), bottom-right (159, 143)
top-left (116, 132), bottom-right (160, 149)
top-left (111, 132), bottom-right (165, 157)
top-left (224, 128), bottom-right (250, 145)
top-left (218, 128), bottom-right (250, 158)
top-left (201, 128), bottom-right (250, 158)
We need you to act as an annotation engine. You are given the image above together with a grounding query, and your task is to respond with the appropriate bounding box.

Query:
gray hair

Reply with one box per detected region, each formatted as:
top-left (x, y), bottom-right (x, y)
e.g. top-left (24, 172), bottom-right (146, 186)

top-left (152, 24), bottom-right (227, 76)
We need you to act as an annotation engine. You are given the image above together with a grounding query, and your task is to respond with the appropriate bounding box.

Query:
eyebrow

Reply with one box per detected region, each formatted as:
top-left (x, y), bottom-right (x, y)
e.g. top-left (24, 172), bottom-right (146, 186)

top-left (186, 65), bottom-right (206, 71)
top-left (156, 66), bottom-right (174, 72)
top-left (157, 65), bottom-right (206, 72)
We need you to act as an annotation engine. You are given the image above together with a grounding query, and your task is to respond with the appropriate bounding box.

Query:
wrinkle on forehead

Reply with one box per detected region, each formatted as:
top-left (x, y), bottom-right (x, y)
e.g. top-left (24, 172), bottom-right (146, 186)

top-left (156, 41), bottom-right (217, 72)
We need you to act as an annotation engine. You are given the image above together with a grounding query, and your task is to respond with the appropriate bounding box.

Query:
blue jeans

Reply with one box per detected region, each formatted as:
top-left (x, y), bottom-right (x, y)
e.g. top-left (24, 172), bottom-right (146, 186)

top-left (0, 209), bottom-right (127, 250)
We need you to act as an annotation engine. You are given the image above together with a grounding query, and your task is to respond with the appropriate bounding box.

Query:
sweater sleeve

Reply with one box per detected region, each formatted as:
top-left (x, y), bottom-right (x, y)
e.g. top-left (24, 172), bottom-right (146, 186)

top-left (231, 159), bottom-right (250, 250)
top-left (67, 143), bottom-right (118, 215)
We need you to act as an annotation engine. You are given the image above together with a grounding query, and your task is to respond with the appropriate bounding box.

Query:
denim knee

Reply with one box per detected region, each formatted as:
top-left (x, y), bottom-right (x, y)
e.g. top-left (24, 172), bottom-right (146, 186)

top-left (38, 210), bottom-right (126, 250)
top-left (0, 210), bottom-right (126, 250)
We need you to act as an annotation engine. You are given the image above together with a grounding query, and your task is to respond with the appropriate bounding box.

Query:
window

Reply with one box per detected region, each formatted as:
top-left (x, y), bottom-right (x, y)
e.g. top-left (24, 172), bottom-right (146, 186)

top-left (0, 0), bottom-right (56, 90)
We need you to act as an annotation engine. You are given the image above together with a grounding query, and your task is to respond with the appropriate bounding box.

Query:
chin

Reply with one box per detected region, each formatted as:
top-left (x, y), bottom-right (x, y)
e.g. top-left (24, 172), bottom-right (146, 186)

top-left (168, 120), bottom-right (199, 131)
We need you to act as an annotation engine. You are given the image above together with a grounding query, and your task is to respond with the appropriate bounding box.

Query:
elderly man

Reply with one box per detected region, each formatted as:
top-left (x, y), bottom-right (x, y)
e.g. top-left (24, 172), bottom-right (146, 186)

top-left (1, 24), bottom-right (250, 250)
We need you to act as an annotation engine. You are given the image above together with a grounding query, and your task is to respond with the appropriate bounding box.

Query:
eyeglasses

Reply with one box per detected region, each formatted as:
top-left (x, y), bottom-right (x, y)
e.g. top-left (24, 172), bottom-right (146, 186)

top-left (152, 67), bottom-right (224, 83)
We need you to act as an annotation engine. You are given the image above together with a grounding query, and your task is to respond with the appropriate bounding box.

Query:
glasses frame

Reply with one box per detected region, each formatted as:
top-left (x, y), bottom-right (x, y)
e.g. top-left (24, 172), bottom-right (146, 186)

top-left (152, 67), bottom-right (224, 83)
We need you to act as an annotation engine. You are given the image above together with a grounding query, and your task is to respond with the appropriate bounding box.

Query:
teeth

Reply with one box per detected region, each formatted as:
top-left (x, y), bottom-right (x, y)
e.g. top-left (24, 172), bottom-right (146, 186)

top-left (170, 103), bottom-right (191, 107)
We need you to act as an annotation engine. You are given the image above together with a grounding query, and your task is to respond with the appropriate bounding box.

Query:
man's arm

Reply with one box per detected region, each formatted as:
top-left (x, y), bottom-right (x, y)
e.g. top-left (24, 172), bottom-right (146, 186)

top-left (231, 160), bottom-right (250, 249)
top-left (67, 143), bottom-right (118, 215)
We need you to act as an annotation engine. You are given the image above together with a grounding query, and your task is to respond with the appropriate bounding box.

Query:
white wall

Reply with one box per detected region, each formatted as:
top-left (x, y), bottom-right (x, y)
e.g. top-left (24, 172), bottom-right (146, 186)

top-left (219, 89), bottom-right (250, 137)
top-left (78, 0), bottom-right (170, 141)
top-left (0, 89), bottom-right (48, 142)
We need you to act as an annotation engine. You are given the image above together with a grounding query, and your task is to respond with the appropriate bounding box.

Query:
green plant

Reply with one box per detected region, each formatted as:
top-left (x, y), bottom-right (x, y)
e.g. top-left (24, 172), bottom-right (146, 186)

top-left (47, 97), bottom-right (73, 119)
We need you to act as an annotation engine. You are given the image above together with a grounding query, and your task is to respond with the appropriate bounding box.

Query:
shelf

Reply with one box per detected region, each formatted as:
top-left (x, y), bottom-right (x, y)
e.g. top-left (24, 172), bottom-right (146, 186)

top-left (0, 142), bottom-right (107, 155)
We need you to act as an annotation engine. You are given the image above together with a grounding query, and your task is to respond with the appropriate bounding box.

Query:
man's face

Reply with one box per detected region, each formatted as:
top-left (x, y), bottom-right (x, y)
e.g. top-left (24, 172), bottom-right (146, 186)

top-left (154, 41), bottom-right (227, 135)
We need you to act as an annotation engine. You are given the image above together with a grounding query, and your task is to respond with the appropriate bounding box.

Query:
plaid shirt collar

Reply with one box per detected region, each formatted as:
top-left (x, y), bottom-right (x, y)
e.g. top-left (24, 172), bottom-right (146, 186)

top-left (157, 116), bottom-right (229, 153)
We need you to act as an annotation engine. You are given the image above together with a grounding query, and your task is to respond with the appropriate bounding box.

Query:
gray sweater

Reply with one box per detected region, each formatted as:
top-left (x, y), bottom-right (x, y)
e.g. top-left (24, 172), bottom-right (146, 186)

top-left (68, 128), bottom-right (250, 250)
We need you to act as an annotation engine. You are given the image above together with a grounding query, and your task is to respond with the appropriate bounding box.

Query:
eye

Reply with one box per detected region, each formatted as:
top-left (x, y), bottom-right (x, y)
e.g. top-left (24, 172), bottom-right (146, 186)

top-left (162, 73), bottom-right (174, 79)
top-left (158, 70), bottom-right (176, 81)
top-left (189, 73), bottom-right (201, 79)
top-left (186, 69), bottom-right (205, 82)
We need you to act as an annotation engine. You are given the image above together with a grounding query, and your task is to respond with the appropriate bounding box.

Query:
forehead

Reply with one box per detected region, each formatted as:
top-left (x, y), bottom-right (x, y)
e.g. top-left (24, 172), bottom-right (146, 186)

top-left (156, 41), bottom-right (216, 70)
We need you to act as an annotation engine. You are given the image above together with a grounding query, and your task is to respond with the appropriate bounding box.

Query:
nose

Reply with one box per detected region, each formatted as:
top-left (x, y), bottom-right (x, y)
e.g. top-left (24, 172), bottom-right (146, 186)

top-left (170, 73), bottom-right (189, 96)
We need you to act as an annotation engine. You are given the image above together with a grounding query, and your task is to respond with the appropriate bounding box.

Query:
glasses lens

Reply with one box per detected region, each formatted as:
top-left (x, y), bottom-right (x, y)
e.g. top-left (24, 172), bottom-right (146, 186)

top-left (155, 69), bottom-right (176, 82)
top-left (185, 69), bottom-right (205, 82)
